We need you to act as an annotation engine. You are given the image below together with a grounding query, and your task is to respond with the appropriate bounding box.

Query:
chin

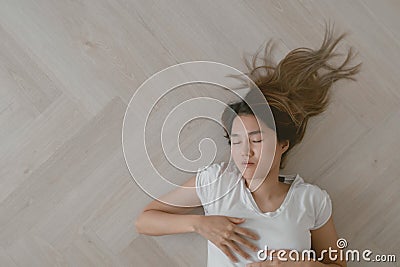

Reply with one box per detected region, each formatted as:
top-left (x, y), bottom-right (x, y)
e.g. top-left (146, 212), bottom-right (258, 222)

top-left (243, 176), bottom-right (253, 182)
top-left (240, 170), bottom-right (254, 179)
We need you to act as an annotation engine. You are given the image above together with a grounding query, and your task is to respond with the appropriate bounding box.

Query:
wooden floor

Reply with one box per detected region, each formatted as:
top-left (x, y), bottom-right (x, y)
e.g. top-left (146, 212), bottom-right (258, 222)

top-left (0, 1), bottom-right (399, 266)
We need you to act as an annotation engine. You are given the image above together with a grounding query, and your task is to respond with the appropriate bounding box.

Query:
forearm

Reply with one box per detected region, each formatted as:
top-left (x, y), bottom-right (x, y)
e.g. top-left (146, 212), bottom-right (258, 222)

top-left (135, 210), bottom-right (201, 236)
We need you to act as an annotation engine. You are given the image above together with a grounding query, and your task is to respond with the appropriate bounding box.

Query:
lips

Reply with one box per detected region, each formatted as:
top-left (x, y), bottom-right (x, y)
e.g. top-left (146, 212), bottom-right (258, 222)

top-left (242, 161), bottom-right (254, 165)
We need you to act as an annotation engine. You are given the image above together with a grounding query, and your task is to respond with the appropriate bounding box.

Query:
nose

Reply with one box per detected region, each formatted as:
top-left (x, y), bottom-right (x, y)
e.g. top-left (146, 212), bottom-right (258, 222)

top-left (240, 141), bottom-right (254, 157)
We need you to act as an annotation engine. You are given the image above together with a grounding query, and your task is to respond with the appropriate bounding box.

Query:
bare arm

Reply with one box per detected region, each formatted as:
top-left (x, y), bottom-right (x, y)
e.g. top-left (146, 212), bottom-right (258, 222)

top-left (135, 175), bottom-right (202, 235)
top-left (135, 174), bottom-right (260, 262)
top-left (308, 215), bottom-right (346, 267)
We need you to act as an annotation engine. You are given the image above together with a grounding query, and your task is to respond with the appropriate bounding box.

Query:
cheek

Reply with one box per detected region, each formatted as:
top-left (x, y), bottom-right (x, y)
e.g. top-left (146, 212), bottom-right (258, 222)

top-left (256, 146), bottom-right (276, 166)
top-left (259, 146), bottom-right (273, 158)
top-left (230, 146), bottom-right (240, 158)
top-left (230, 147), bottom-right (244, 165)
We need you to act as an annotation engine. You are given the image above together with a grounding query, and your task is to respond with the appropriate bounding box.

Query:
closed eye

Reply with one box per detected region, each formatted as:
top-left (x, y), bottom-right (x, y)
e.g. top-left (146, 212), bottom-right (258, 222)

top-left (232, 140), bottom-right (262, 145)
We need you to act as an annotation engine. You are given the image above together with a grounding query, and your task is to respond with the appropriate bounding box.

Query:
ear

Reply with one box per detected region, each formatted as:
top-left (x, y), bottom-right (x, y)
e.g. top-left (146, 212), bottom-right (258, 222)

top-left (281, 140), bottom-right (290, 153)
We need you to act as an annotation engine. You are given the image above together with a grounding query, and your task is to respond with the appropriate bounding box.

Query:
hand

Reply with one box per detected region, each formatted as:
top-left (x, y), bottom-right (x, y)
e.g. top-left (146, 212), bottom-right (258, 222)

top-left (193, 215), bottom-right (260, 262)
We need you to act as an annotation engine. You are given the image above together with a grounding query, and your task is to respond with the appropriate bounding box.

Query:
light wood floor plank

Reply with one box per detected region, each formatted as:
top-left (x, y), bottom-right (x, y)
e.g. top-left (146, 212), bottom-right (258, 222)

top-left (0, 0), bottom-right (398, 266)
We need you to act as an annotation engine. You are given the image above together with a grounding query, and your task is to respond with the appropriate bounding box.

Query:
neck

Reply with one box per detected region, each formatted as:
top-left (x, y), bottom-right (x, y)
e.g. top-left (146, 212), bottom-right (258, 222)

top-left (245, 167), bottom-right (288, 200)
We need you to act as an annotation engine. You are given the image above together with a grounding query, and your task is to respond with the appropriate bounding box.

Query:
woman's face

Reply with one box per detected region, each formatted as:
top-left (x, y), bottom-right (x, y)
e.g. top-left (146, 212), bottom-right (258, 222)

top-left (230, 114), bottom-right (288, 186)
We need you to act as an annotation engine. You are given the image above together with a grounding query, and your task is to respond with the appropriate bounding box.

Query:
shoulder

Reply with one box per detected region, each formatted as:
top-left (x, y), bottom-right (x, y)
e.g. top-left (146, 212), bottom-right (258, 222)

top-left (195, 161), bottom-right (239, 205)
top-left (292, 175), bottom-right (332, 210)
top-left (294, 175), bottom-right (330, 196)
top-left (294, 175), bottom-right (333, 229)
top-left (196, 161), bottom-right (228, 183)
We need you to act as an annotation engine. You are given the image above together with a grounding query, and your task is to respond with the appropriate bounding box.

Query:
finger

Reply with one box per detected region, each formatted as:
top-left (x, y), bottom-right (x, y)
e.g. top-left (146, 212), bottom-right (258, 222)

top-left (230, 234), bottom-right (259, 252)
top-left (223, 239), bottom-right (251, 260)
top-left (218, 244), bottom-right (238, 263)
top-left (227, 216), bottom-right (246, 224)
top-left (246, 262), bottom-right (261, 267)
top-left (234, 226), bottom-right (260, 240)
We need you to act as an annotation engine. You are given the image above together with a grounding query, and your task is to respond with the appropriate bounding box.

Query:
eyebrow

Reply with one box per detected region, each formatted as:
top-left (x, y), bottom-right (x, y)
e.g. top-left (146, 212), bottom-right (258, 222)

top-left (231, 130), bottom-right (263, 137)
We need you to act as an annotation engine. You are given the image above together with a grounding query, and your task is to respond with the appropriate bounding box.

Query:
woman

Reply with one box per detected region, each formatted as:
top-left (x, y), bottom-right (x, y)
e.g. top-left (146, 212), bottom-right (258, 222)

top-left (135, 23), bottom-right (361, 267)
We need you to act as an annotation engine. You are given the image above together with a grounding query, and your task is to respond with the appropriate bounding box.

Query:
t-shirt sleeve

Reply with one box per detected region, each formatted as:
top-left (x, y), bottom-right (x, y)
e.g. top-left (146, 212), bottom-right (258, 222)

top-left (310, 186), bottom-right (332, 230)
top-left (195, 163), bottom-right (221, 206)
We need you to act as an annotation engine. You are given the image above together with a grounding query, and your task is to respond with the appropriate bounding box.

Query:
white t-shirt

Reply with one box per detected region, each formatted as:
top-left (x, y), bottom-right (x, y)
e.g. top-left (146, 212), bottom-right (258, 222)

top-left (195, 161), bottom-right (332, 267)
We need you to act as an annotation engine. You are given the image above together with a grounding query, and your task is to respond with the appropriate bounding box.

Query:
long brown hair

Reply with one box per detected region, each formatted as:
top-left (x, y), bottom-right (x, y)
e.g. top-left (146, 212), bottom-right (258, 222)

top-left (222, 21), bottom-right (362, 169)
